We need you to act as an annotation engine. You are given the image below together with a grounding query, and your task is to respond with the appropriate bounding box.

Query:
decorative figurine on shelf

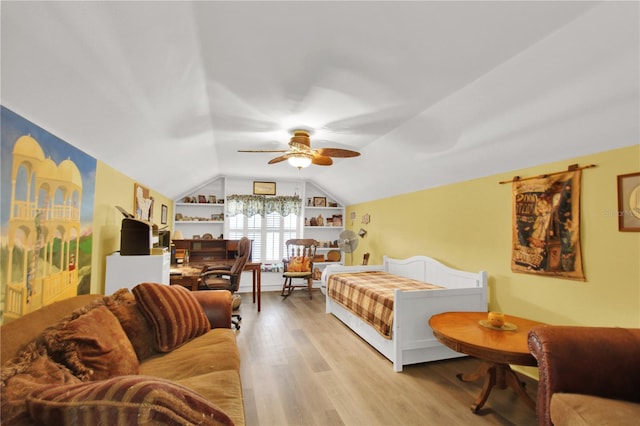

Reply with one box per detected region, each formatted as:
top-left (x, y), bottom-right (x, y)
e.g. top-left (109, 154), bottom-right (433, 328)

top-left (312, 267), bottom-right (322, 281)
top-left (316, 214), bottom-right (324, 226)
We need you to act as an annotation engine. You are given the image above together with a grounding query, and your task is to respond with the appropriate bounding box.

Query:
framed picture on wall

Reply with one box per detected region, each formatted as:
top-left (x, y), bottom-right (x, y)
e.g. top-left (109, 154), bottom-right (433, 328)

top-left (617, 172), bottom-right (640, 231)
top-left (134, 183), bottom-right (153, 221)
top-left (161, 204), bottom-right (168, 224)
top-left (253, 181), bottom-right (276, 195)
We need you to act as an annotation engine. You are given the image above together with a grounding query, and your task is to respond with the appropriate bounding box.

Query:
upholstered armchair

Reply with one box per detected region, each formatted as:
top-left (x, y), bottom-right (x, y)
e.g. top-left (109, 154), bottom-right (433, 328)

top-left (528, 325), bottom-right (640, 425)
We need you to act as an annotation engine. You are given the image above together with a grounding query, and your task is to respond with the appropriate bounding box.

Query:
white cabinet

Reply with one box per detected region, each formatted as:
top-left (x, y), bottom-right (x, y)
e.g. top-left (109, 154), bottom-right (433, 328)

top-left (105, 253), bottom-right (170, 295)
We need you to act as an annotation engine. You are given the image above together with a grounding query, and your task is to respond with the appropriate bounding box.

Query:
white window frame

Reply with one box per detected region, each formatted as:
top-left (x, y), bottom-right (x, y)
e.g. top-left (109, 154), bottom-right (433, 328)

top-left (228, 212), bottom-right (299, 263)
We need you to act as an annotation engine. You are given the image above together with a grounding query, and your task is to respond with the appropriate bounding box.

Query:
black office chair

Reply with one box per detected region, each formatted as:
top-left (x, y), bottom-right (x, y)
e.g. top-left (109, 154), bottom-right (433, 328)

top-left (199, 237), bottom-right (251, 330)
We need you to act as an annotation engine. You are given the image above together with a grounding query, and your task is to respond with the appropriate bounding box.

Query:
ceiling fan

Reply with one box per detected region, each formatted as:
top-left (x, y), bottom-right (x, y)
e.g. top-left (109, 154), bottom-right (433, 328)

top-left (238, 129), bottom-right (360, 169)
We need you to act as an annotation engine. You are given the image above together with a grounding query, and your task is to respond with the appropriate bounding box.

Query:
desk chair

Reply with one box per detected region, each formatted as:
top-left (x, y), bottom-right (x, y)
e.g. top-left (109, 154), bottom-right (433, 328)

top-left (200, 237), bottom-right (251, 329)
top-left (281, 239), bottom-right (318, 300)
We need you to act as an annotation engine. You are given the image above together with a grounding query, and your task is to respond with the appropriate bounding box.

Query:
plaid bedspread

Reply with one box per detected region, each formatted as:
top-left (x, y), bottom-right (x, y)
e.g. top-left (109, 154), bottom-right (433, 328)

top-left (327, 271), bottom-right (442, 339)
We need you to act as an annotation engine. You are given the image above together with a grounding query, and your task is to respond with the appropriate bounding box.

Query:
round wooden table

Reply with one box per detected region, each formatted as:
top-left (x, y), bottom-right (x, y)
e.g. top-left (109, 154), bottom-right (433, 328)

top-left (429, 311), bottom-right (545, 413)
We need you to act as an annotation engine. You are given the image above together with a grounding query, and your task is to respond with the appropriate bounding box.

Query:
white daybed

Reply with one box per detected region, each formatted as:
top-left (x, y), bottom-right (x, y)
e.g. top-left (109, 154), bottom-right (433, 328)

top-left (321, 255), bottom-right (487, 372)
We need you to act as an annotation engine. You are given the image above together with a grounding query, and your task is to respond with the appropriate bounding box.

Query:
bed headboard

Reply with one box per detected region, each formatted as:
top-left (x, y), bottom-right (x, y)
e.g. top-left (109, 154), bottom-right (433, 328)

top-left (383, 255), bottom-right (486, 290)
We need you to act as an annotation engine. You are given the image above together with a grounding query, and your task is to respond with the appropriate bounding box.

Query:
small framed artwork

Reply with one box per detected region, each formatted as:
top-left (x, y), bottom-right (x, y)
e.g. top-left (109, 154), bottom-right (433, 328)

top-left (198, 195), bottom-right (207, 204)
top-left (161, 204), bottom-right (168, 224)
top-left (253, 181), bottom-right (276, 195)
top-left (617, 172), bottom-right (640, 231)
top-left (313, 197), bottom-right (326, 207)
top-left (209, 195), bottom-right (217, 204)
top-left (134, 183), bottom-right (154, 221)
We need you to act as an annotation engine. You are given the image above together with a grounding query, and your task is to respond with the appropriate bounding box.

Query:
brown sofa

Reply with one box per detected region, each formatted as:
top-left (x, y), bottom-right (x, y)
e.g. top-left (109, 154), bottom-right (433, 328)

top-left (528, 325), bottom-right (640, 426)
top-left (1, 284), bottom-right (244, 425)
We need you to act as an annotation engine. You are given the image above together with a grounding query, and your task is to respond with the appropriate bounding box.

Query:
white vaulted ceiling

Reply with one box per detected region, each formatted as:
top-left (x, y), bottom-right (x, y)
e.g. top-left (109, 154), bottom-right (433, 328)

top-left (1, 1), bottom-right (638, 204)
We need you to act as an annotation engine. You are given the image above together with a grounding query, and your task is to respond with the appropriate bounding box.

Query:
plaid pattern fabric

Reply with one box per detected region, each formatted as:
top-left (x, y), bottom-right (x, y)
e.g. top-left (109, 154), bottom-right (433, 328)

top-left (327, 271), bottom-right (442, 339)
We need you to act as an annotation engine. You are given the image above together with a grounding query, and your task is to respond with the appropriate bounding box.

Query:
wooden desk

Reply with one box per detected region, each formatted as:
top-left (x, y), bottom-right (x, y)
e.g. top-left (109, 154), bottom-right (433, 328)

top-left (429, 311), bottom-right (544, 413)
top-left (244, 262), bottom-right (262, 312)
top-left (170, 262), bottom-right (261, 312)
top-left (169, 265), bottom-right (203, 291)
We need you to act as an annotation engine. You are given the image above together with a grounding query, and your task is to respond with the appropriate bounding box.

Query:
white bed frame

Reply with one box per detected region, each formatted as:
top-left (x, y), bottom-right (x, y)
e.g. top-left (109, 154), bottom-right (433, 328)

top-left (321, 255), bottom-right (487, 372)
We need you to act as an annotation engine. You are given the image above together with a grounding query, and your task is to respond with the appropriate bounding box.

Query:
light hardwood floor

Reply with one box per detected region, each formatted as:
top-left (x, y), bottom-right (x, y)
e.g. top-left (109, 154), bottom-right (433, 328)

top-left (234, 291), bottom-right (539, 426)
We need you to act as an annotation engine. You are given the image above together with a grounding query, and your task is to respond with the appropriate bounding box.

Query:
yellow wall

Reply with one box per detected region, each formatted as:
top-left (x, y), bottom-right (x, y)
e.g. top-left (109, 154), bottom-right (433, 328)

top-left (90, 162), bottom-right (173, 294)
top-left (347, 145), bottom-right (640, 328)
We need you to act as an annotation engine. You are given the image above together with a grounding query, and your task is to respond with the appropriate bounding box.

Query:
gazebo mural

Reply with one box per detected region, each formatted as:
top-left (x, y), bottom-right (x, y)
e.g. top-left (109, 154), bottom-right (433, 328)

top-left (1, 107), bottom-right (96, 324)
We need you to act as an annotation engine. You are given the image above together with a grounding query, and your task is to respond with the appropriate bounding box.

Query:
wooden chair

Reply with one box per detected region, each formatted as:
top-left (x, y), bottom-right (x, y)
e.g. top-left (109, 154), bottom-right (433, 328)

top-left (281, 239), bottom-right (318, 300)
top-left (199, 237), bottom-right (251, 329)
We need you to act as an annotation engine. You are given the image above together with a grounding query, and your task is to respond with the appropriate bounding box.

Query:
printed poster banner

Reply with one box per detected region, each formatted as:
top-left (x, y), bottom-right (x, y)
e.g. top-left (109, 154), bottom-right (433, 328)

top-left (511, 170), bottom-right (585, 280)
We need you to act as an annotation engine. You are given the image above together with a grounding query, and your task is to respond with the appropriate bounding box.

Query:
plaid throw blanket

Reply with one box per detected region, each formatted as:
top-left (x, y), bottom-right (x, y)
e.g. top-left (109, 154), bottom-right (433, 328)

top-left (327, 271), bottom-right (442, 339)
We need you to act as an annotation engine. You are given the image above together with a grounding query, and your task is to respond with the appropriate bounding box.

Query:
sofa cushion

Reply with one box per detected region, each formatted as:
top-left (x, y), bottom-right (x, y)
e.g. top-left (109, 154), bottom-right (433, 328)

top-left (140, 329), bottom-right (240, 380)
top-left (104, 289), bottom-right (157, 361)
top-left (39, 305), bottom-right (139, 381)
top-left (1, 344), bottom-right (81, 425)
top-left (26, 375), bottom-right (234, 426)
top-left (176, 370), bottom-right (245, 426)
top-left (132, 283), bottom-right (210, 352)
top-left (0, 294), bottom-right (100, 364)
top-left (551, 393), bottom-right (640, 426)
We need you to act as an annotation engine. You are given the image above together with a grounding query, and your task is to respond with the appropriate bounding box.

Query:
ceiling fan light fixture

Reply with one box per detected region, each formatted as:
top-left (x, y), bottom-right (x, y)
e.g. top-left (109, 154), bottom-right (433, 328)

top-left (288, 154), bottom-right (312, 169)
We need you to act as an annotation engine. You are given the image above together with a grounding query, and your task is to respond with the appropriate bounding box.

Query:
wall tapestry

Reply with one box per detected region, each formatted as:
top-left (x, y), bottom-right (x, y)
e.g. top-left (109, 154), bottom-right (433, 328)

top-left (1, 106), bottom-right (97, 324)
top-left (511, 169), bottom-right (584, 280)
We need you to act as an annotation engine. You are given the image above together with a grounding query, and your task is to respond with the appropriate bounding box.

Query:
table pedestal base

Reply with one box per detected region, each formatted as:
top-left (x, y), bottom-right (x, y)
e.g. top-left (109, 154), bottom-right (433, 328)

top-left (456, 361), bottom-right (536, 413)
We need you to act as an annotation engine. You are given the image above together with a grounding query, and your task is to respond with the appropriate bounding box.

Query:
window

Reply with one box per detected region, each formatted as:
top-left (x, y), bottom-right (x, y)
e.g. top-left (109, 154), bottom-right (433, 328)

top-left (228, 212), bottom-right (298, 263)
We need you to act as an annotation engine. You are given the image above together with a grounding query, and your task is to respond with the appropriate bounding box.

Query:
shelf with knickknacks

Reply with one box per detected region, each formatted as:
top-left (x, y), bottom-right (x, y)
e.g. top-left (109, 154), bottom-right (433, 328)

top-left (303, 184), bottom-right (346, 278)
top-left (305, 213), bottom-right (343, 228)
top-left (174, 177), bottom-right (226, 239)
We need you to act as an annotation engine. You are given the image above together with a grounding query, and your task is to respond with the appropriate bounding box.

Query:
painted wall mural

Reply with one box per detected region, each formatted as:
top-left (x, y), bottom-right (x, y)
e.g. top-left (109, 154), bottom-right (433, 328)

top-left (1, 106), bottom-right (97, 324)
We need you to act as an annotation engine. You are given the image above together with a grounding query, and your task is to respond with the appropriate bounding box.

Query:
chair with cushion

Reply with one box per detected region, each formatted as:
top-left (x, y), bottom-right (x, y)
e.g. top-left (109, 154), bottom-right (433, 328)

top-left (281, 238), bottom-right (318, 300)
top-left (199, 237), bottom-right (251, 329)
top-left (528, 325), bottom-right (640, 426)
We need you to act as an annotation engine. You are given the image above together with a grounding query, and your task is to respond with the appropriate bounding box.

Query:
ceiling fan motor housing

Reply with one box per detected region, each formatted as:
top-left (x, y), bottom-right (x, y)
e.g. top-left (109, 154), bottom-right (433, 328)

top-left (290, 130), bottom-right (312, 150)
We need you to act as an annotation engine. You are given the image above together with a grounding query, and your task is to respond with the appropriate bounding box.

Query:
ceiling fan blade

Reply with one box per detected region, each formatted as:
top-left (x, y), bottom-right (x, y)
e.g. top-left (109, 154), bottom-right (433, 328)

top-left (311, 153), bottom-right (333, 166)
top-left (268, 154), bottom-right (291, 164)
top-left (315, 148), bottom-right (361, 158)
top-left (238, 149), bottom-right (288, 153)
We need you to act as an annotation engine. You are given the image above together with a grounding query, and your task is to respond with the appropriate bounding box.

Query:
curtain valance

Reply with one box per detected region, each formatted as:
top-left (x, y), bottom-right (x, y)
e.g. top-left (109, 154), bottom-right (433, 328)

top-left (226, 194), bottom-right (302, 217)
